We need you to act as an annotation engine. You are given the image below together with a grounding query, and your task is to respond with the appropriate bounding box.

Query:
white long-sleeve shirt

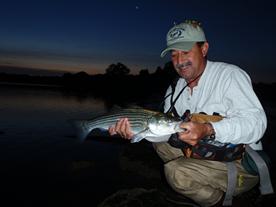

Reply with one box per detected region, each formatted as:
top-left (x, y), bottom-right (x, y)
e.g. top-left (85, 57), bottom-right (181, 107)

top-left (164, 60), bottom-right (267, 150)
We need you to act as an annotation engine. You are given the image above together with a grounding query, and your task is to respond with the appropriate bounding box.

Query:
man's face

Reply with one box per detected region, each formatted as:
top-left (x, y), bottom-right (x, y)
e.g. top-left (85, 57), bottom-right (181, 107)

top-left (171, 42), bottom-right (208, 82)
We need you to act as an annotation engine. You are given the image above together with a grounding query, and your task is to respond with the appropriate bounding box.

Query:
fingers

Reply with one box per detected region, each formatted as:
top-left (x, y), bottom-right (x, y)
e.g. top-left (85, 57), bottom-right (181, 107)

top-left (114, 118), bottom-right (133, 139)
top-left (114, 118), bottom-right (124, 136)
top-left (178, 121), bottom-right (206, 146)
top-left (124, 119), bottom-right (134, 138)
top-left (108, 126), bottom-right (117, 136)
top-left (178, 132), bottom-right (198, 146)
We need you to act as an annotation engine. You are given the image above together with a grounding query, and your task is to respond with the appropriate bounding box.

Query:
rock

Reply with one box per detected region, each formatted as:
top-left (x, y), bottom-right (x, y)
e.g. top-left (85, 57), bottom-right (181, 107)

top-left (97, 187), bottom-right (172, 207)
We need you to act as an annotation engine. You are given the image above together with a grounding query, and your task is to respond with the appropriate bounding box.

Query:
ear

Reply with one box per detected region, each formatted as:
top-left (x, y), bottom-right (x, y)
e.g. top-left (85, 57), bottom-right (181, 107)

top-left (201, 42), bottom-right (209, 57)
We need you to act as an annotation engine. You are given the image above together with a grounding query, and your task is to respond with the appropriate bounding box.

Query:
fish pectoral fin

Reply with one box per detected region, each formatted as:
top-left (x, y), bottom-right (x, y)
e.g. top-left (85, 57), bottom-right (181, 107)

top-left (145, 135), bottom-right (171, 143)
top-left (131, 129), bottom-right (150, 143)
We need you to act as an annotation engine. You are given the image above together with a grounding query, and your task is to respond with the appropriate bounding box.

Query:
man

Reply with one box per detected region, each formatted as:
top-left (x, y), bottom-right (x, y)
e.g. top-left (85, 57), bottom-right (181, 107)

top-left (109, 20), bottom-right (267, 206)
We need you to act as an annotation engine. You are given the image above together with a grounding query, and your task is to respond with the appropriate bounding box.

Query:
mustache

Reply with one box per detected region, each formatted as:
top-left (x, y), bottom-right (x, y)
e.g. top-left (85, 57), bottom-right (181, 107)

top-left (176, 61), bottom-right (192, 69)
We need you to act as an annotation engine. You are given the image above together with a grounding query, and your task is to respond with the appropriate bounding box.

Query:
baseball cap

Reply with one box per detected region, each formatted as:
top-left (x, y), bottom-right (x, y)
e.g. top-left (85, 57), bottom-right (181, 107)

top-left (160, 20), bottom-right (206, 57)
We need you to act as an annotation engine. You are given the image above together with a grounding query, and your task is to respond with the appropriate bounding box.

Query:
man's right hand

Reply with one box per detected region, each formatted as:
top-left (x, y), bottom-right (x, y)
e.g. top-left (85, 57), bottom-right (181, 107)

top-left (108, 118), bottom-right (134, 140)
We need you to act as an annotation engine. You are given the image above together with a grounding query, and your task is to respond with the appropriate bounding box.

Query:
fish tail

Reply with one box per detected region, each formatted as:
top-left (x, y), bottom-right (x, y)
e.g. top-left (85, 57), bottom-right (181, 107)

top-left (69, 120), bottom-right (91, 142)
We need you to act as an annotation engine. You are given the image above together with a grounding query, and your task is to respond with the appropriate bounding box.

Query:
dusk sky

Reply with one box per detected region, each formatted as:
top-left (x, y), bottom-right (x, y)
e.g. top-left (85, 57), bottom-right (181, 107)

top-left (0, 0), bottom-right (275, 83)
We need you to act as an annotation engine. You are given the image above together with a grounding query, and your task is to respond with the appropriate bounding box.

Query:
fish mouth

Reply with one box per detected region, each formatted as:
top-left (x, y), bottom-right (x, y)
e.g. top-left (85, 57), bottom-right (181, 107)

top-left (174, 122), bottom-right (186, 132)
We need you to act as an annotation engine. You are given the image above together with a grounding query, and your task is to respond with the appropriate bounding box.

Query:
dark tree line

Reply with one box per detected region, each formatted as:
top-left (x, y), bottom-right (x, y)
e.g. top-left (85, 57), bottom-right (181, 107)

top-left (0, 61), bottom-right (275, 106)
top-left (0, 62), bottom-right (178, 105)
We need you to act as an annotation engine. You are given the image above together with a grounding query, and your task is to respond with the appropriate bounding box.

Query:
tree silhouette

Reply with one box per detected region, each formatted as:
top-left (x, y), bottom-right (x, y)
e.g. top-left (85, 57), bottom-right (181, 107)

top-left (105, 62), bottom-right (130, 76)
top-left (154, 66), bottom-right (163, 75)
top-left (139, 69), bottom-right (150, 77)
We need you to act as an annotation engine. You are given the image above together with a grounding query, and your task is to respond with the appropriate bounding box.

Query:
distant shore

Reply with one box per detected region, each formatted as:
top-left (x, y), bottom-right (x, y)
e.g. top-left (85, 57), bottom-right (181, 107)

top-left (0, 81), bottom-right (63, 88)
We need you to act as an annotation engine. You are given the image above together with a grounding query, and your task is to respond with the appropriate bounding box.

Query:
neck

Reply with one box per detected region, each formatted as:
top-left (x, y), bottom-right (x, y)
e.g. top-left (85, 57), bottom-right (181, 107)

top-left (188, 79), bottom-right (199, 89)
top-left (187, 59), bottom-right (207, 89)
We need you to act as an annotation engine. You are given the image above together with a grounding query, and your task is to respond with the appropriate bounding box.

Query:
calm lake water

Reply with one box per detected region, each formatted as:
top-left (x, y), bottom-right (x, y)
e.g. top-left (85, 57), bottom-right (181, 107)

top-left (0, 85), bottom-right (158, 206)
top-left (0, 85), bottom-right (117, 159)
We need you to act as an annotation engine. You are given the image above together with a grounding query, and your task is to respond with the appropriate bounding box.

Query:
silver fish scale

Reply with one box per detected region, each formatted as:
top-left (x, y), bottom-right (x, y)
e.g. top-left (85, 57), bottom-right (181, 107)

top-left (84, 109), bottom-right (157, 133)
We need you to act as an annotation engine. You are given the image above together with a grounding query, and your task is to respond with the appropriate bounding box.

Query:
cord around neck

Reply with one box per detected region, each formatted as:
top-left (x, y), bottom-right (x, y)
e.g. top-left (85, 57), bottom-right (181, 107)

top-left (165, 71), bottom-right (203, 114)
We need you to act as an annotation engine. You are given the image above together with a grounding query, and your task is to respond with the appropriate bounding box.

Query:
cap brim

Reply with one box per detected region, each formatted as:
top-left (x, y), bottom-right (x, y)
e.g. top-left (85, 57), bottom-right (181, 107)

top-left (160, 42), bottom-right (196, 57)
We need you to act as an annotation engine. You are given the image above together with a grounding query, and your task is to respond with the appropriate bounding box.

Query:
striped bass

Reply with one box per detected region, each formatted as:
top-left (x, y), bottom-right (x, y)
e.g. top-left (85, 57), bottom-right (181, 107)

top-left (73, 108), bottom-right (184, 143)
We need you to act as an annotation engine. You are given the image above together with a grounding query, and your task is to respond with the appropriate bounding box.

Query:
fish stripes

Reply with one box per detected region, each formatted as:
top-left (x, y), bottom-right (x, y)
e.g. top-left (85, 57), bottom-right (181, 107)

top-left (73, 108), bottom-right (183, 143)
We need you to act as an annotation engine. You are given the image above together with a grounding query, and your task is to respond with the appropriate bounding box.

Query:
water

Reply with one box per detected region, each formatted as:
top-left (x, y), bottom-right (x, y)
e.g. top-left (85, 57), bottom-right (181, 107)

top-left (0, 85), bottom-right (151, 206)
top-left (0, 85), bottom-right (117, 159)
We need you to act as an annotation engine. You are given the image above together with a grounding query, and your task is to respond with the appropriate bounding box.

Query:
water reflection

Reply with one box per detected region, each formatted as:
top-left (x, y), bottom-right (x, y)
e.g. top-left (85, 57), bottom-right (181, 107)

top-left (0, 86), bottom-right (122, 160)
top-left (0, 86), bottom-right (106, 114)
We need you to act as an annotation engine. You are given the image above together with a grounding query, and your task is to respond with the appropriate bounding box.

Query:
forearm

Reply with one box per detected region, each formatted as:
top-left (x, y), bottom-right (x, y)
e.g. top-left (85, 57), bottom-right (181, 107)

top-left (211, 108), bottom-right (267, 144)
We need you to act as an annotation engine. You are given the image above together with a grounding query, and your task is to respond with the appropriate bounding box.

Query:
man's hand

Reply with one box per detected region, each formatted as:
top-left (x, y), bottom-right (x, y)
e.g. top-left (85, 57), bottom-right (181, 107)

top-left (178, 121), bottom-right (212, 146)
top-left (108, 118), bottom-right (134, 140)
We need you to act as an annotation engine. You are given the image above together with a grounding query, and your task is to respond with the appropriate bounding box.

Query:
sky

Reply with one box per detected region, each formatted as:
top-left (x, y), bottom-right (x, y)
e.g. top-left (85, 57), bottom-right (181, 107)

top-left (0, 0), bottom-right (275, 83)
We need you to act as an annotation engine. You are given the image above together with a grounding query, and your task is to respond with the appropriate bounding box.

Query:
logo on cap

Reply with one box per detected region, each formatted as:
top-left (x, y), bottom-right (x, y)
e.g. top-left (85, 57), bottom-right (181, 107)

top-left (169, 28), bottom-right (185, 41)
